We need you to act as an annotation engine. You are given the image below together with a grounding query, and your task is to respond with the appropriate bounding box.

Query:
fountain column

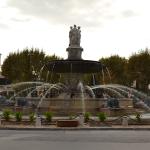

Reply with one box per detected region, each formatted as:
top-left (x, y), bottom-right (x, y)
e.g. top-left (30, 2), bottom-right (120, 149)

top-left (67, 47), bottom-right (83, 60)
top-left (65, 25), bottom-right (84, 93)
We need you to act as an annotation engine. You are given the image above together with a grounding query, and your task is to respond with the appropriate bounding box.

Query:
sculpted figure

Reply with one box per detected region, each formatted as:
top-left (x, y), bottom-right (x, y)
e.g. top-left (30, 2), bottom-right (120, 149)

top-left (78, 26), bottom-right (81, 45)
top-left (69, 26), bottom-right (73, 46)
top-left (69, 25), bottom-right (81, 47)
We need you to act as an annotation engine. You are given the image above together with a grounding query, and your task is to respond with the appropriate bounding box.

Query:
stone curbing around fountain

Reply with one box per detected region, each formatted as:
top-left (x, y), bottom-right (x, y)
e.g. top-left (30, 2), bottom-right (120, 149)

top-left (1, 126), bottom-right (150, 131)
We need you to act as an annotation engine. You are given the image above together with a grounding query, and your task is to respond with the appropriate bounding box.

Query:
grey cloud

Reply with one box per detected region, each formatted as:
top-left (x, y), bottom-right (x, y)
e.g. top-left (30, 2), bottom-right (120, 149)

top-left (11, 17), bottom-right (31, 23)
top-left (121, 10), bottom-right (138, 18)
top-left (0, 22), bottom-right (9, 29)
top-left (7, 0), bottom-right (115, 27)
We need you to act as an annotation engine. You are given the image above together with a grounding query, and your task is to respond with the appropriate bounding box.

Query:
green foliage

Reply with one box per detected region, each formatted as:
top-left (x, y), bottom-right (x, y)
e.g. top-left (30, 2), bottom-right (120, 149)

top-left (127, 49), bottom-right (150, 92)
top-left (100, 55), bottom-right (128, 85)
top-left (15, 112), bottom-right (23, 122)
top-left (69, 115), bottom-right (73, 120)
top-left (29, 113), bottom-right (35, 123)
top-left (135, 112), bottom-right (141, 123)
top-left (84, 112), bottom-right (91, 122)
top-left (2, 48), bottom-right (62, 83)
top-left (68, 113), bottom-right (75, 120)
top-left (99, 49), bottom-right (150, 92)
top-left (44, 112), bottom-right (53, 122)
top-left (3, 109), bottom-right (12, 121)
top-left (97, 112), bottom-right (107, 122)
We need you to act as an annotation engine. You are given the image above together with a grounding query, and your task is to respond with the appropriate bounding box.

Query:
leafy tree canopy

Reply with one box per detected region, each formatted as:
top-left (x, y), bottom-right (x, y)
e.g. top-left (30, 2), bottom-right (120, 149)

top-left (2, 48), bottom-right (61, 83)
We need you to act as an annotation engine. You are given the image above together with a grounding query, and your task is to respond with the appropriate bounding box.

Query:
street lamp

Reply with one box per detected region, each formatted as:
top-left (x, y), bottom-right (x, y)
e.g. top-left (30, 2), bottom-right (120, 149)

top-left (0, 53), bottom-right (2, 74)
top-left (148, 84), bottom-right (150, 96)
top-left (28, 53), bottom-right (35, 80)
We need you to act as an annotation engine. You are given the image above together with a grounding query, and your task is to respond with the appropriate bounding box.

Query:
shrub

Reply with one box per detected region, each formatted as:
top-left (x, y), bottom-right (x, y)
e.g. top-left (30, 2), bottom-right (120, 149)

top-left (15, 112), bottom-right (22, 122)
top-left (29, 113), bottom-right (35, 123)
top-left (3, 109), bottom-right (12, 121)
top-left (135, 112), bottom-right (141, 122)
top-left (69, 114), bottom-right (75, 120)
top-left (97, 112), bottom-right (107, 122)
top-left (84, 112), bottom-right (91, 122)
top-left (44, 112), bottom-right (53, 122)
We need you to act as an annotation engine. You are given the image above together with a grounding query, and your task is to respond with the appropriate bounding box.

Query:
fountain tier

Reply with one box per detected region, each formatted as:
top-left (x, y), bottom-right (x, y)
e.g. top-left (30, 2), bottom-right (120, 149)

top-left (46, 59), bottom-right (104, 73)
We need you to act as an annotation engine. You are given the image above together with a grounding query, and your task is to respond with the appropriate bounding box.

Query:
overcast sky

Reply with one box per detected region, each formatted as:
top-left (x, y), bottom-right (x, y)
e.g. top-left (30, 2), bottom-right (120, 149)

top-left (0, 0), bottom-right (150, 63)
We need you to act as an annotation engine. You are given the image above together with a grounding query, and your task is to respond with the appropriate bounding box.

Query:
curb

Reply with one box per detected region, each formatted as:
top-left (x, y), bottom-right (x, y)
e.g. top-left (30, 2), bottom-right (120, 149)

top-left (1, 127), bottom-right (150, 131)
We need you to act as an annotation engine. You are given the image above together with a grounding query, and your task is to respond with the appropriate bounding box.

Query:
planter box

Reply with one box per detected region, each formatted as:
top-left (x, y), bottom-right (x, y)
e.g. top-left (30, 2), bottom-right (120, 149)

top-left (57, 120), bottom-right (79, 127)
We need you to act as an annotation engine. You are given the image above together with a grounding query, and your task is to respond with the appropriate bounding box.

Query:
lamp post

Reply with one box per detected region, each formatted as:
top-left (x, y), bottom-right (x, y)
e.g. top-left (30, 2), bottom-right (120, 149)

top-left (0, 53), bottom-right (2, 74)
top-left (148, 84), bottom-right (150, 96)
top-left (28, 53), bottom-right (34, 80)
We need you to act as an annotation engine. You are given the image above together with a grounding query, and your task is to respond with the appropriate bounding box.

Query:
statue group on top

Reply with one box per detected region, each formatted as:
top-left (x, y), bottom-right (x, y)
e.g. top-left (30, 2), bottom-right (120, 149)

top-left (69, 25), bottom-right (81, 47)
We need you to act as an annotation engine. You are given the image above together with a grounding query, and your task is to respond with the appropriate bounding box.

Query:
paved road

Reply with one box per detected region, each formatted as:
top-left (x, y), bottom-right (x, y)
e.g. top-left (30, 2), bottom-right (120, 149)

top-left (0, 130), bottom-right (150, 150)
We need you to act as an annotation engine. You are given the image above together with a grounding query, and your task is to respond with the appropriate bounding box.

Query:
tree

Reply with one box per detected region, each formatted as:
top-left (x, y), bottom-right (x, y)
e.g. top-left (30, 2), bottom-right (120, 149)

top-left (127, 49), bottom-right (150, 92)
top-left (100, 55), bottom-right (128, 85)
top-left (2, 48), bottom-right (62, 83)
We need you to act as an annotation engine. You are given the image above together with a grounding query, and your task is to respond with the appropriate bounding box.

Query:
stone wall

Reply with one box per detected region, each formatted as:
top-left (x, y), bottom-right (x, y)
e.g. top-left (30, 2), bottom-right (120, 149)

top-left (3, 97), bottom-right (133, 116)
top-left (35, 98), bottom-right (133, 115)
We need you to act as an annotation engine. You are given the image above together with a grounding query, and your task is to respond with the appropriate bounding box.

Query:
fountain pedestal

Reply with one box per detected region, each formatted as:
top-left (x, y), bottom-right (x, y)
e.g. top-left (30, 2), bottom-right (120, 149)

top-left (66, 47), bottom-right (83, 60)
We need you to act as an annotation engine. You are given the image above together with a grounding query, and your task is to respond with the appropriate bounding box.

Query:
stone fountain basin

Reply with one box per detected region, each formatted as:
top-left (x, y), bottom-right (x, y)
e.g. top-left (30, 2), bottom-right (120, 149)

top-left (57, 120), bottom-right (79, 127)
top-left (46, 59), bottom-right (104, 73)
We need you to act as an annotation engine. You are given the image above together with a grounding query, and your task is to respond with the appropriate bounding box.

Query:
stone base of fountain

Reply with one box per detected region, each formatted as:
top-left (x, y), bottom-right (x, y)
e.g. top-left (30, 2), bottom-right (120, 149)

top-left (9, 98), bottom-right (135, 116)
top-left (100, 107), bottom-right (135, 116)
top-left (57, 120), bottom-right (79, 127)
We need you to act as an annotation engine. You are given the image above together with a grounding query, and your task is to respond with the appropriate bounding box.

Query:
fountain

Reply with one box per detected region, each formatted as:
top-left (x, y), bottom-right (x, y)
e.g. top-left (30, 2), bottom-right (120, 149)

top-left (44, 24), bottom-right (105, 115)
top-left (4, 25), bottom-right (150, 119)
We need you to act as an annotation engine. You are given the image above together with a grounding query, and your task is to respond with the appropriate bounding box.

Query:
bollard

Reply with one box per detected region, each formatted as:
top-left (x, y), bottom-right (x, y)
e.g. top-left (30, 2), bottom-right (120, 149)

top-left (0, 115), bottom-right (1, 126)
top-left (122, 116), bottom-right (128, 126)
top-left (78, 114), bottom-right (84, 126)
top-left (35, 116), bottom-right (41, 127)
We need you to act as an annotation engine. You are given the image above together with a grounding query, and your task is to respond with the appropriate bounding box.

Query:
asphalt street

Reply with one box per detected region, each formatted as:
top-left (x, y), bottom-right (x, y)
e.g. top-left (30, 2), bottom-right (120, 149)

top-left (0, 130), bottom-right (150, 150)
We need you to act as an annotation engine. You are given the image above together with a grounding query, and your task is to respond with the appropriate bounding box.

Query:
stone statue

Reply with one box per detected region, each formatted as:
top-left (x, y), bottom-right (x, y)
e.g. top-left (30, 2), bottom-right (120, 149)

top-left (69, 25), bottom-right (81, 47)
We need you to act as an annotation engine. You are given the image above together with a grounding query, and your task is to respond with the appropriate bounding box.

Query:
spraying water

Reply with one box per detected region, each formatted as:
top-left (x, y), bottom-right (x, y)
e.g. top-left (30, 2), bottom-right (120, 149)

top-left (77, 81), bottom-right (86, 114)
